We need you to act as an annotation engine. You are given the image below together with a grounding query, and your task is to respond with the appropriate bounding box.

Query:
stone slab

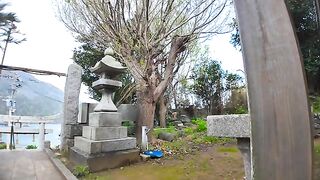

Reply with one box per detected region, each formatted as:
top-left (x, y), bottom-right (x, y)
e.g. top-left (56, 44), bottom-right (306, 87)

top-left (0, 150), bottom-right (65, 180)
top-left (207, 114), bottom-right (251, 138)
top-left (78, 103), bottom-right (97, 124)
top-left (83, 126), bottom-right (127, 140)
top-left (74, 136), bottom-right (136, 154)
top-left (69, 147), bottom-right (140, 172)
top-left (89, 112), bottom-right (122, 127)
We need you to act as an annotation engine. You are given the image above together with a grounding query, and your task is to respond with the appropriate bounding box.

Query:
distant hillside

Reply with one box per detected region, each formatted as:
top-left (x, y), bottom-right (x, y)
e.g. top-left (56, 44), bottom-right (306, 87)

top-left (0, 70), bottom-right (63, 117)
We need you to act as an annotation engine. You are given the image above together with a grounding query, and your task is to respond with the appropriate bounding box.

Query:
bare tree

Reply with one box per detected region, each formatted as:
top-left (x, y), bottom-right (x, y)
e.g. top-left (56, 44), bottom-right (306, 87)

top-left (57, 0), bottom-right (231, 142)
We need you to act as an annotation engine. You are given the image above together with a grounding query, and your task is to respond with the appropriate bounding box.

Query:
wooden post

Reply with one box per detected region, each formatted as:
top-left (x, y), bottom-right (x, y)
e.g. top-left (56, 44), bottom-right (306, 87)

top-left (38, 123), bottom-right (45, 150)
top-left (234, 0), bottom-right (313, 179)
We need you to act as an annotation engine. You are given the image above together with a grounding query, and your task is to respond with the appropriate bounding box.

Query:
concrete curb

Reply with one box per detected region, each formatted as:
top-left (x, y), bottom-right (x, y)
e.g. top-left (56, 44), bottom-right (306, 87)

top-left (45, 148), bottom-right (78, 180)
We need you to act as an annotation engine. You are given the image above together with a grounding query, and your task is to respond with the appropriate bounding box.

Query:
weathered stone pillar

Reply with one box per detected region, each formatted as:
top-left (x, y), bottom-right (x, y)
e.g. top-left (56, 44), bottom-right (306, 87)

top-left (61, 63), bottom-right (82, 151)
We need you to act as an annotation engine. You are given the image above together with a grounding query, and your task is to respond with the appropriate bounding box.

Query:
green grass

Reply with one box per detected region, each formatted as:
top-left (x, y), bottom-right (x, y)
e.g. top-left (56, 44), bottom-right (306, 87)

top-left (73, 165), bottom-right (90, 178)
top-left (315, 143), bottom-right (320, 154)
top-left (153, 126), bottom-right (177, 137)
top-left (217, 147), bottom-right (239, 153)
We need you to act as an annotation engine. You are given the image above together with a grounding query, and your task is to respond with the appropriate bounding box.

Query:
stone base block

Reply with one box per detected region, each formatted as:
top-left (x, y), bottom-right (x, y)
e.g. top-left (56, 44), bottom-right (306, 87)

top-left (83, 126), bottom-right (127, 140)
top-left (74, 136), bottom-right (136, 154)
top-left (69, 147), bottom-right (140, 172)
top-left (89, 112), bottom-right (122, 127)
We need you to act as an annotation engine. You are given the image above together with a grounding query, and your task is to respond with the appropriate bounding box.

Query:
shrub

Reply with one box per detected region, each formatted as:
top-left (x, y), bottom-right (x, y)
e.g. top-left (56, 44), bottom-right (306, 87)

top-left (191, 118), bottom-right (207, 132)
top-left (184, 127), bottom-right (194, 135)
top-left (73, 165), bottom-right (90, 178)
top-left (0, 144), bottom-right (6, 150)
top-left (26, 145), bottom-right (37, 149)
top-left (311, 96), bottom-right (320, 113)
top-left (122, 120), bottom-right (135, 136)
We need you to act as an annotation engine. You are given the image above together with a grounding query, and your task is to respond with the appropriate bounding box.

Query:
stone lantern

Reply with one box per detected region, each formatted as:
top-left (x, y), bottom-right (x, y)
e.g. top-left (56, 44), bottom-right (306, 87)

top-left (70, 48), bottom-right (139, 172)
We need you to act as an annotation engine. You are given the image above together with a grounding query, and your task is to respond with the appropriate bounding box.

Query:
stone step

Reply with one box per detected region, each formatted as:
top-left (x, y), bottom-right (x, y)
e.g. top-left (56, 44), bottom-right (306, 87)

top-left (74, 136), bottom-right (136, 154)
top-left (89, 112), bottom-right (122, 127)
top-left (82, 126), bottom-right (127, 140)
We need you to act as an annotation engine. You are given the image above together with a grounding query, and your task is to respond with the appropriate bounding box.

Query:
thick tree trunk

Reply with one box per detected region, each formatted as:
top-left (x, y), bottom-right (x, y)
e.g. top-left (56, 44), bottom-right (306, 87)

top-left (159, 95), bottom-right (168, 128)
top-left (136, 87), bottom-right (156, 145)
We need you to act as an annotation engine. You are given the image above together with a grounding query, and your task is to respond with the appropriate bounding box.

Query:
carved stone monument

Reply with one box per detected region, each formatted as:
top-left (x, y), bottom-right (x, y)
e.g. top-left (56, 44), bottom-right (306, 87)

top-left (61, 63), bottom-right (83, 151)
top-left (70, 48), bottom-right (139, 172)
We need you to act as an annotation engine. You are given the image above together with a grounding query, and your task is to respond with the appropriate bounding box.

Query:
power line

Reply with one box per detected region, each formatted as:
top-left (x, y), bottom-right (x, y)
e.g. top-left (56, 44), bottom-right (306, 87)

top-left (22, 82), bottom-right (64, 103)
top-left (0, 64), bottom-right (66, 76)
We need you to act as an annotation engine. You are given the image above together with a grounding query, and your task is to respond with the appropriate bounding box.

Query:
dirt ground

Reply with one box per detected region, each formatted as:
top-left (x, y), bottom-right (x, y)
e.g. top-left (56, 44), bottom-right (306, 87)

top-left (84, 144), bottom-right (244, 180)
top-left (82, 139), bottom-right (320, 180)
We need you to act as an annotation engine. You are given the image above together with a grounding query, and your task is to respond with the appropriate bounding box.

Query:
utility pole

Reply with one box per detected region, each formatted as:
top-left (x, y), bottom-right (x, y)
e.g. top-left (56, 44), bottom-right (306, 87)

top-left (2, 73), bottom-right (20, 149)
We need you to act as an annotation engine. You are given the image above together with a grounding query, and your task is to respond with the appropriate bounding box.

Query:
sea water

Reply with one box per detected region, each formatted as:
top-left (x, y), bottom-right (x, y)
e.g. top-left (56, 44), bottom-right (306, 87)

top-left (0, 123), bottom-right (61, 149)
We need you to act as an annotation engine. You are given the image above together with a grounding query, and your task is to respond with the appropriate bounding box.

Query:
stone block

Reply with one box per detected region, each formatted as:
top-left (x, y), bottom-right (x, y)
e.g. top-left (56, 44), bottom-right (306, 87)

top-left (64, 124), bottom-right (83, 138)
top-left (207, 114), bottom-right (251, 138)
top-left (89, 112), bottom-right (122, 127)
top-left (69, 147), bottom-right (140, 172)
top-left (74, 136), bottom-right (136, 154)
top-left (82, 126), bottom-right (127, 140)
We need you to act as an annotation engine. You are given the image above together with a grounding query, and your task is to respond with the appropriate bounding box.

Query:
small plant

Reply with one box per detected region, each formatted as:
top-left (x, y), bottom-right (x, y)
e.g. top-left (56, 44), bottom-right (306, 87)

top-left (234, 105), bottom-right (248, 114)
top-left (184, 127), bottom-right (194, 135)
top-left (26, 145), bottom-right (37, 149)
top-left (73, 165), bottom-right (90, 178)
top-left (0, 143), bottom-right (6, 150)
top-left (191, 118), bottom-right (207, 132)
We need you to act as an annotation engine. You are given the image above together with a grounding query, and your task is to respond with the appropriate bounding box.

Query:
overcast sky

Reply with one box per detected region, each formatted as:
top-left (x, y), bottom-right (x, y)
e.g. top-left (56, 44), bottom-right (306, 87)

top-left (3, 0), bottom-right (244, 102)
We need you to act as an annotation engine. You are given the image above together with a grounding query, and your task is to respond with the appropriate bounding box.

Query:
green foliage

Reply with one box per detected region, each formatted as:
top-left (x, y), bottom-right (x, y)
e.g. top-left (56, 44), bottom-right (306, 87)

top-left (191, 118), bottom-right (207, 132)
top-left (231, 0), bottom-right (320, 94)
top-left (311, 96), bottom-right (320, 113)
top-left (234, 105), bottom-right (248, 114)
top-left (73, 42), bottom-right (136, 104)
top-left (153, 126), bottom-right (177, 137)
top-left (122, 121), bottom-right (135, 136)
top-left (183, 127), bottom-right (194, 135)
top-left (25, 145), bottom-right (37, 149)
top-left (0, 3), bottom-right (25, 48)
top-left (0, 143), bottom-right (6, 149)
top-left (191, 48), bottom-right (243, 115)
top-left (73, 165), bottom-right (90, 178)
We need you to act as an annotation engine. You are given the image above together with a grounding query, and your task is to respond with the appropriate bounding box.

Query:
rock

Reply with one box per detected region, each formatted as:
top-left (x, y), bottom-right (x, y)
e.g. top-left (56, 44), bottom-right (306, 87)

top-left (177, 123), bottom-right (184, 127)
top-left (158, 132), bottom-right (175, 142)
top-left (140, 153), bottom-right (151, 161)
top-left (174, 121), bottom-right (182, 126)
top-left (184, 123), bottom-right (193, 127)
top-left (179, 115), bottom-right (191, 123)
